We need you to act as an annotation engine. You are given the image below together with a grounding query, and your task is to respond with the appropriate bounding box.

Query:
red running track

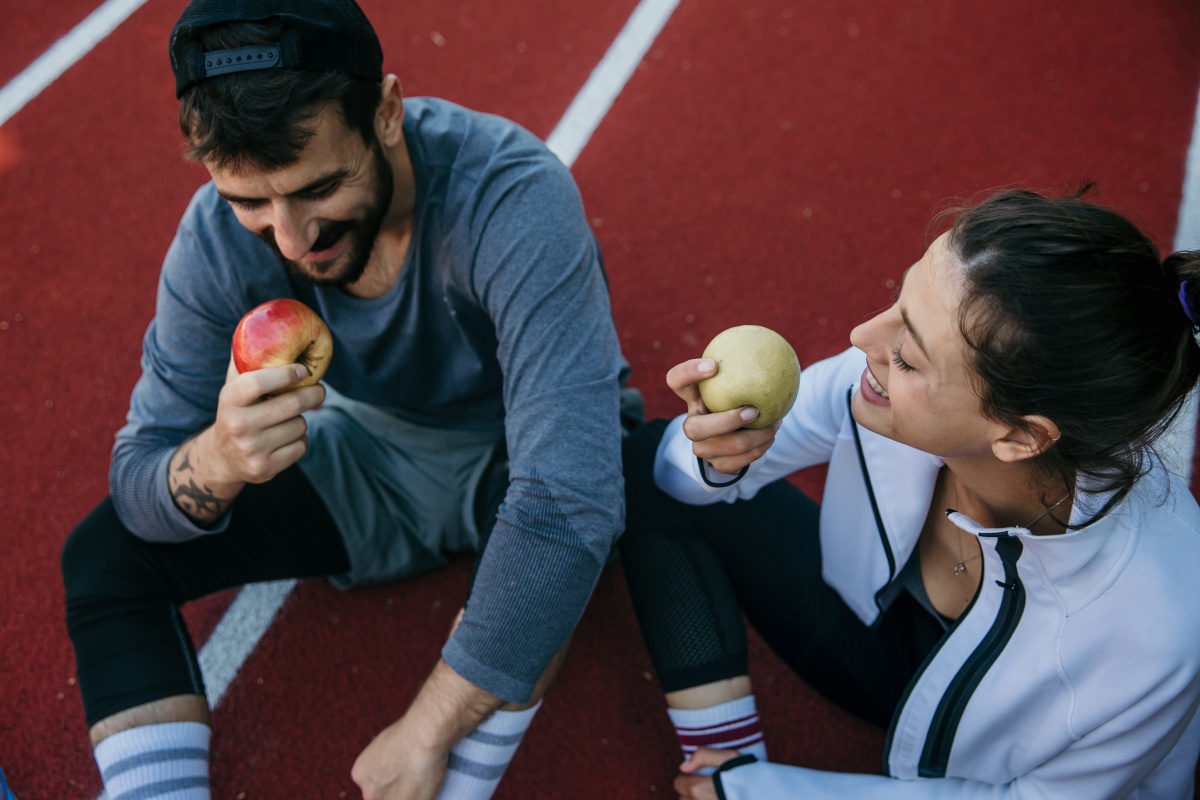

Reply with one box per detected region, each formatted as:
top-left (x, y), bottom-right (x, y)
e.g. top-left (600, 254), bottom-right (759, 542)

top-left (0, 0), bottom-right (1197, 797)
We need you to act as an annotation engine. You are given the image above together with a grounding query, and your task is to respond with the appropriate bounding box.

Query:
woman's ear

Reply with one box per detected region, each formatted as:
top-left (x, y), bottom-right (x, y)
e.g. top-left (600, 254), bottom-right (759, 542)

top-left (376, 75), bottom-right (405, 146)
top-left (991, 414), bottom-right (1061, 462)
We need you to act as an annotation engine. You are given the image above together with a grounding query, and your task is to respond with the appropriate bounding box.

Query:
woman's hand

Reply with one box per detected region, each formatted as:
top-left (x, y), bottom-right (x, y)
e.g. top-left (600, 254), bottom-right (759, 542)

top-left (667, 358), bottom-right (780, 475)
top-left (673, 748), bottom-right (745, 799)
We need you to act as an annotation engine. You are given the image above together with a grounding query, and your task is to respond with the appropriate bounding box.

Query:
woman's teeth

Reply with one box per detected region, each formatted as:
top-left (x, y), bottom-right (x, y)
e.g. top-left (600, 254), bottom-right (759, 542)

top-left (867, 369), bottom-right (889, 398)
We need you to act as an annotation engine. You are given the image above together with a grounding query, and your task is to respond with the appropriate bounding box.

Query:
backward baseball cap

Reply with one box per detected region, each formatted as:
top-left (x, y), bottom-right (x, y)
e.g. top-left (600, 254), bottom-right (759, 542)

top-left (170, 0), bottom-right (384, 99)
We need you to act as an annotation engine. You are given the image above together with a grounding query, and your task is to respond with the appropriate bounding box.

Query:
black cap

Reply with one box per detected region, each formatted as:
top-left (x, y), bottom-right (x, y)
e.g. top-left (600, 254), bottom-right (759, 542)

top-left (170, 0), bottom-right (384, 99)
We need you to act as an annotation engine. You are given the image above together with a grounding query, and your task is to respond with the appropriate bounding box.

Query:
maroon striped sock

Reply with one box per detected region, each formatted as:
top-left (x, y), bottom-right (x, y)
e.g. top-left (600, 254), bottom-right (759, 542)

top-left (667, 695), bottom-right (767, 774)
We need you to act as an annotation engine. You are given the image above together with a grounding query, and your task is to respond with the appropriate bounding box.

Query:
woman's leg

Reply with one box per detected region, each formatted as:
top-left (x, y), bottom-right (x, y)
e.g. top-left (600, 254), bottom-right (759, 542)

top-left (621, 422), bottom-right (757, 695)
top-left (620, 421), bottom-right (776, 764)
top-left (621, 420), bottom-right (945, 743)
top-left (695, 477), bottom-right (944, 727)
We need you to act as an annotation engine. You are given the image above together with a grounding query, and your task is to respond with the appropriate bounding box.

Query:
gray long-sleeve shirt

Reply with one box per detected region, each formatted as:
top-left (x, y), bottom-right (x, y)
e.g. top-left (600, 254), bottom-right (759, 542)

top-left (110, 97), bottom-right (629, 703)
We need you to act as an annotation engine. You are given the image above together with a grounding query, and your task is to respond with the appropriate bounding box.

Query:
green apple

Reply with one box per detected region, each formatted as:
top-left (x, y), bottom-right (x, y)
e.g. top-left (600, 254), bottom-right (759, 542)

top-left (698, 325), bottom-right (800, 429)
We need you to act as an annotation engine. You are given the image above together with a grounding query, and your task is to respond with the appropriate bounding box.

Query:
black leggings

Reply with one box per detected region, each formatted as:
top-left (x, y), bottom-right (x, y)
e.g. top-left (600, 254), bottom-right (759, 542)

top-left (619, 421), bottom-right (945, 728)
top-left (62, 463), bottom-right (509, 728)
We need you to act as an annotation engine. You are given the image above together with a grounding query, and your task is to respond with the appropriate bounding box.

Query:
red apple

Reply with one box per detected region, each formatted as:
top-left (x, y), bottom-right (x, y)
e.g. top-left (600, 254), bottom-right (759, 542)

top-left (231, 299), bottom-right (333, 394)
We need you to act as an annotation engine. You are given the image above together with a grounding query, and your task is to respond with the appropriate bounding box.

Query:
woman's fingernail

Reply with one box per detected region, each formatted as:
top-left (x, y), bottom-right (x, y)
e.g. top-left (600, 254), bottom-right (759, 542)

top-left (698, 359), bottom-right (715, 374)
top-left (740, 407), bottom-right (759, 422)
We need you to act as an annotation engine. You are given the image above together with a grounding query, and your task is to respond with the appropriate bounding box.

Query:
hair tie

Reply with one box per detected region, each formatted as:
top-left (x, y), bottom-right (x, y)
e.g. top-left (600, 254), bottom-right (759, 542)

top-left (1180, 281), bottom-right (1200, 329)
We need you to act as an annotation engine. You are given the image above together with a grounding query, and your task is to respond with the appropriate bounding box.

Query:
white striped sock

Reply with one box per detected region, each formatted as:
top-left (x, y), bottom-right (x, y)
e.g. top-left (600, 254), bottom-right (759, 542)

top-left (94, 722), bottom-right (210, 800)
top-left (668, 695), bottom-right (767, 775)
top-left (436, 701), bottom-right (541, 800)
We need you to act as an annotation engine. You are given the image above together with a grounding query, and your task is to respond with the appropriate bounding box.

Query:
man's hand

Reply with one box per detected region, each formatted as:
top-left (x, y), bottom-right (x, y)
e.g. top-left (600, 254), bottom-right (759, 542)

top-left (674, 748), bottom-right (744, 800)
top-left (667, 358), bottom-right (780, 475)
top-left (211, 358), bottom-right (325, 484)
top-left (352, 659), bottom-right (502, 800)
top-left (350, 715), bottom-right (449, 800)
top-left (168, 359), bottom-right (324, 525)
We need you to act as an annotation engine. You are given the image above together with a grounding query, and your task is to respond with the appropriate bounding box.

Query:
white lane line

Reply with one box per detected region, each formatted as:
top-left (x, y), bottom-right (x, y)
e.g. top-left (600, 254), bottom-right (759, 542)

top-left (91, 1), bottom-right (680, 795)
top-left (97, 581), bottom-right (300, 799)
top-left (1162, 83), bottom-right (1200, 481)
top-left (0, 0), bottom-right (150, 128)
top-left (197, 580), bottom-right (298, 708)
top-left (1178, 85), bottom-right (1200, 252)
top-left (545, 0), bottom-right (681, 166)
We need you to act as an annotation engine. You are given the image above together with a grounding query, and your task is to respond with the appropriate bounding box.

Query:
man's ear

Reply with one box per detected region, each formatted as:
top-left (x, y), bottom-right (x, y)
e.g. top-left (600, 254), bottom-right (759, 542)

top-left (376, 75), bottom-right (405, 146)
top-left (992, 414), bottom-right (1061, 463)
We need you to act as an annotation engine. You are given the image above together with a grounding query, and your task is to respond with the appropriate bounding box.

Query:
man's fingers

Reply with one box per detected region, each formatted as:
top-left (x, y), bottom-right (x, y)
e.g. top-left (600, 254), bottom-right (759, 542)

top-left (212, 381), bottom-right (322, 484)
top-left (226, 364), bottom-right (309, 405)
top-left (257, 414), bottom-right (309, 453)
top-left (223, 381), bottom-right (325, 427)
top-left (216, 383), bottom-right (322, 447)
top-left (262, 382), bottom-right (326, 419)
top-left (239, 440), bottom-right (308, 484)
top-left (221, 423), bottom-right (309, 484)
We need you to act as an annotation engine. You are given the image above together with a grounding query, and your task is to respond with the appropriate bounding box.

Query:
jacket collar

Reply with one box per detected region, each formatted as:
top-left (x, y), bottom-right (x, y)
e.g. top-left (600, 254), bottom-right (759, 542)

top-left (945, 478), bottom-right (1135, 613)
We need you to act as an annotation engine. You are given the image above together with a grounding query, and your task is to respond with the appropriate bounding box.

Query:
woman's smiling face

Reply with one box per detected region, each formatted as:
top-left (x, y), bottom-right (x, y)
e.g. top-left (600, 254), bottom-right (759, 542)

top-left (849, 232), bottom-right (1006, 459)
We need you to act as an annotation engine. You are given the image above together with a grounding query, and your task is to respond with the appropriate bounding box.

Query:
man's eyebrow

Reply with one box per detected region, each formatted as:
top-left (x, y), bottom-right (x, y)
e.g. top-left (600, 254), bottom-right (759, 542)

top-left (216, 169), bottom-right (351, 205)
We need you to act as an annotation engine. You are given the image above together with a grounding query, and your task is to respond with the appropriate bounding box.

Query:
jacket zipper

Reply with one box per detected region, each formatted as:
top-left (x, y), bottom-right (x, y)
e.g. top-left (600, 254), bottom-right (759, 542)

top-left (916, 534), bottom-right (1026, 777)
top-left (848, 386), bottom-right (1024, 778)
top-left (847, 388), bottom-right (897, 612)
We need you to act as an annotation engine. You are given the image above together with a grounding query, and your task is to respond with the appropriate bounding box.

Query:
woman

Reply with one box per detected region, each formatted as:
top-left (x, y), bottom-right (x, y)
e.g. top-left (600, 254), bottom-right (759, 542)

top-left (620, 188), bottom-right (1200, 798)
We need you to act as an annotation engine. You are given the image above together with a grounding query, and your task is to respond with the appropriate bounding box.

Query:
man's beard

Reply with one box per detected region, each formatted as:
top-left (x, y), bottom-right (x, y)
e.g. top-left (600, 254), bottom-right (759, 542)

top-left (262, 141), bottom-right (395, 289)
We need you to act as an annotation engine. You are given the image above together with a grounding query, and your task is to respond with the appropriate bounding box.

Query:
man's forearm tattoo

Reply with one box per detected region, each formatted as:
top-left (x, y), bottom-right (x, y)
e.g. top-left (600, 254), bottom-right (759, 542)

top-left (170, 440), bottom-right (230, 522)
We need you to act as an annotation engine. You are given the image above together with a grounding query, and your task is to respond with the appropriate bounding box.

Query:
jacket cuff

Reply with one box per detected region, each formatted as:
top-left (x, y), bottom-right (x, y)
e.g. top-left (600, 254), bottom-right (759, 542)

top-left (441, 636), bottom-right (534, 705)
top-left (696, 456), bottom-right (749, 488)
top-left (713, 754), bottom-right (758, 800)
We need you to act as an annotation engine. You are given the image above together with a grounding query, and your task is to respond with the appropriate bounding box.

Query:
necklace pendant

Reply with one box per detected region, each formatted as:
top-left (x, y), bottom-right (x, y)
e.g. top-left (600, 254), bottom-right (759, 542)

top-left (953, 562), bottom-right (967, 575)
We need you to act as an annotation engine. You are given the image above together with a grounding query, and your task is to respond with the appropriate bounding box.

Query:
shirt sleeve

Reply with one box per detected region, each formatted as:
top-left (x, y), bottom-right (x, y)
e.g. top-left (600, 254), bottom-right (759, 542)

top-left (109, 188), bottom-right (270, 541)
top-left (440, 145), bottom-right (627, 703)
top-left (654, 346), bottom-right (866, 506)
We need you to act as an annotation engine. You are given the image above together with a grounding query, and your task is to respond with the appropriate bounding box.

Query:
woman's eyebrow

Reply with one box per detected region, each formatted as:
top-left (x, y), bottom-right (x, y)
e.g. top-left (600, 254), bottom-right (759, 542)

top-left (894, 264), bottom-right (933, 364)
top-left (900, 306), bottom-right (932, 363)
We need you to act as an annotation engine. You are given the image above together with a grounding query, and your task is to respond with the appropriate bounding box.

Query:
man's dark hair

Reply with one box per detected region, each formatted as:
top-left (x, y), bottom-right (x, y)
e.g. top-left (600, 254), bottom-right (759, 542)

top-left (178, 19), bottom-right (382, 172)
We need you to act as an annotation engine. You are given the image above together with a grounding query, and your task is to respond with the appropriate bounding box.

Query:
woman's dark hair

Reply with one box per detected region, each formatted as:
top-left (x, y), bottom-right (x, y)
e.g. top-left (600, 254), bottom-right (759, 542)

top-left (943, 187), bottom-right (1200, 523)
top-left (178, 20), bottom-right (382, 172)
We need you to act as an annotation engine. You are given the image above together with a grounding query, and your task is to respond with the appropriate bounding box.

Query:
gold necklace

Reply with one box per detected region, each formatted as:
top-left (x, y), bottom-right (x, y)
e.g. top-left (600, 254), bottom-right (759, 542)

top-left (951, 476), bottom-right (1070, 577)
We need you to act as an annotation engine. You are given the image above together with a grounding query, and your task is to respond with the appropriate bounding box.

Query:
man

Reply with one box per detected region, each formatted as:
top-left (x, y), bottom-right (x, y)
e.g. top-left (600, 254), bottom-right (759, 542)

top-left (60, 1), bottom-right (638, 798)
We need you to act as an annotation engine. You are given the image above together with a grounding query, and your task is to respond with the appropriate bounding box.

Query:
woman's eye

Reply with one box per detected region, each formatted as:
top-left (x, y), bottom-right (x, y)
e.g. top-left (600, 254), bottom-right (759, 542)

top-left (891, 347), bottom-right (915, 372)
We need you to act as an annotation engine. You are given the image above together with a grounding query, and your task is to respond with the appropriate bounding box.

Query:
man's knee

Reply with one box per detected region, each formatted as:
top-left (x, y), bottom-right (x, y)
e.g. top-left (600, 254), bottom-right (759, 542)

top-left (62, 498), bottom-right (160, 605)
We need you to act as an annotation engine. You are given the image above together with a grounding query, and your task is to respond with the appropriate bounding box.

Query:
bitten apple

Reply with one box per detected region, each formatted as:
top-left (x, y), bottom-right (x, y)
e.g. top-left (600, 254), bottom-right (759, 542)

top-left (232, 299), bottom-right (333, 395)
top-left (698, 325), bottom-right (800, 429)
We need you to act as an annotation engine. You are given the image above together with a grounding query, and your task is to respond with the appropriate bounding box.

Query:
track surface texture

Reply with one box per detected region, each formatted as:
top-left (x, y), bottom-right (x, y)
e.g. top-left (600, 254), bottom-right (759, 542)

top-left (1, 0), bottom-right (1198, 797)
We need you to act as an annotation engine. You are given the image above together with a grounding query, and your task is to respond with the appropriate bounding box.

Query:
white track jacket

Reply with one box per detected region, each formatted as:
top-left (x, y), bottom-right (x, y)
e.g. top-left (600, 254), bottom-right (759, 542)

top-left (654, 347), bottom-right (1200, 799)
